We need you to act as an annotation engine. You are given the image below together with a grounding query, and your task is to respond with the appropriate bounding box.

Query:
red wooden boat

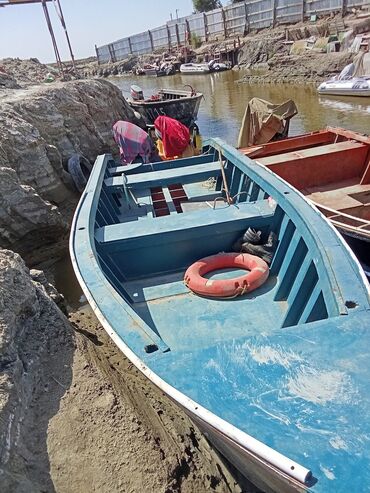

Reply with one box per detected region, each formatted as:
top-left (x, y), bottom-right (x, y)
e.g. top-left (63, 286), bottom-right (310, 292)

top-left (240, 127), bottom-right (370, 268)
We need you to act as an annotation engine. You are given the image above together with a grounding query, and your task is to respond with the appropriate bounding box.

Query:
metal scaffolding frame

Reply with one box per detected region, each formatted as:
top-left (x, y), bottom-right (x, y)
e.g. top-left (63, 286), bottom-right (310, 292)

top-left (0, 0), bottom-right (77, 78)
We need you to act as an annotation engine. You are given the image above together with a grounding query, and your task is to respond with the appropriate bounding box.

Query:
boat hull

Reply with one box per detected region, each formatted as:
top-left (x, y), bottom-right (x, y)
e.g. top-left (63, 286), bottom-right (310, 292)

top-left (318, 88), bottom-right (370, 97)
top-left (180, 63), bottom-right (210, 74)
top-left (129, 91), bottom-right (202, 127)
top-left (189, 413), bottom-right (309, 493)
top-left (71, 143), bottom-right (370, 493)
top-left (317, 78), bottom-right (370, 97)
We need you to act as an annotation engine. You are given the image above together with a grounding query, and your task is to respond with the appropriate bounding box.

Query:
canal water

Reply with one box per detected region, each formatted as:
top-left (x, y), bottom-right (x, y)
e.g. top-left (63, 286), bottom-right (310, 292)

top-left (54, 71), bottom-right (370, 308)
top-left (114, 70), bottom-right (370, 145)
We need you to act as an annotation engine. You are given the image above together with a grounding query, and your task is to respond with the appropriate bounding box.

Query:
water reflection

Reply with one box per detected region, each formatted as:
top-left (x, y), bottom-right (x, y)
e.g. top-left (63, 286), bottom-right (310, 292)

top-left (113, 71), bottom-right (370, 145)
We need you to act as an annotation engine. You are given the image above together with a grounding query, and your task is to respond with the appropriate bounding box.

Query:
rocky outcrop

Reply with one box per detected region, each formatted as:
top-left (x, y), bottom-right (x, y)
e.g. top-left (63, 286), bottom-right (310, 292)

top-left (0, 78), bottom-right (140, 262)
top-left (238, 51), bottom-right (354, 84)
top-left (0, 249), bottom-right (73, 492)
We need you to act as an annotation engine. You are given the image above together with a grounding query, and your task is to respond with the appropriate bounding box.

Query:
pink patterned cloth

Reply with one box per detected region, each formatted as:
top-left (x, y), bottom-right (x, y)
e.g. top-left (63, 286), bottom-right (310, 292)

top-left (113, 121), bottom-right (157, 164)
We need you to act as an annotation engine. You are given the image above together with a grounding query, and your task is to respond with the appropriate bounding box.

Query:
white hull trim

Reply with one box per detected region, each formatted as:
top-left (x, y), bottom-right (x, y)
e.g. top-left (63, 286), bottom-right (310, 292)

top-left (318, 88), bottom-right (370, 97)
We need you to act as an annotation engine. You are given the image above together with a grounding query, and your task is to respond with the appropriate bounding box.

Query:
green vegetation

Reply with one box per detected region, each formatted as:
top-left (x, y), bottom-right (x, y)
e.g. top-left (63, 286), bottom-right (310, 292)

top-left (192, 0), bottom-right (222, 13)
top-left (191, 32), bottom-right (202, 48)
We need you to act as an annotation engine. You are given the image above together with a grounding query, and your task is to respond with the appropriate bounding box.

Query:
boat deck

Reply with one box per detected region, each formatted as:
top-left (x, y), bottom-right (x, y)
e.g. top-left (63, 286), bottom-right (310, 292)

top-left (126, 270), bottom-right (283, 351)
top-left (304, 179), bottom-right (370, 220)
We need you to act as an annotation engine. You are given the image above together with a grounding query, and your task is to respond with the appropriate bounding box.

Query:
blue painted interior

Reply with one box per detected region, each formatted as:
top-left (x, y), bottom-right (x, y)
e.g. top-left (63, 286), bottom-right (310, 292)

top-left (71, 141), bottom-right (370, 493)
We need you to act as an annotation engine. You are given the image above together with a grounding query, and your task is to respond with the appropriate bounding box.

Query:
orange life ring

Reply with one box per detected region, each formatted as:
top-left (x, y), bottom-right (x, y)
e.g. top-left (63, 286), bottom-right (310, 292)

top-left (184, 253), bottom-right (269, 298)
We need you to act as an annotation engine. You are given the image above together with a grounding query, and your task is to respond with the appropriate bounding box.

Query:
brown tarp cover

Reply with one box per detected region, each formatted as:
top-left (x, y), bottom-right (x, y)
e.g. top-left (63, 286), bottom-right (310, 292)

top-left (237, 98), bottom-right (298, 148)
top-left (353, 51), bottom-right (370, 77)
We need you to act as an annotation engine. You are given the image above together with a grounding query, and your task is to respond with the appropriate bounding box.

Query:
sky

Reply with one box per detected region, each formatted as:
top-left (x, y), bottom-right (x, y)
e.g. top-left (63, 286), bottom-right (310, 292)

top-left (0, 0), bottom-right (203, 62)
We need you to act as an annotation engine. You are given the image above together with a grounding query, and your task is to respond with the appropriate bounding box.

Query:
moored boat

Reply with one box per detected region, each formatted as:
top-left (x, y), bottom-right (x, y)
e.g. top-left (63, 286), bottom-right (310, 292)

top-left (240, 127), bottom-right (370, 244)
top-left (317, 77), bottom-right (370, 97)
top-left (71, 139), bottom-right (370, 492)
top-left (317, 51), bottom-right (370, 97)
top-left (128, 87), bottom-right (203, 127)
top-left (180, 62), bottom-right (210, 74)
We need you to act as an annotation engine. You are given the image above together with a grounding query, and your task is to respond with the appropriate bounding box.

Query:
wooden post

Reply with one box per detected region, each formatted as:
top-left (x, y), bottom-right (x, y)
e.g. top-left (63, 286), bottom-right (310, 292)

top-left (148, 30), bottom-right (154, 52)
top-left (341, 0), bottom-right (347, 16)
top-left (166, 25), bottom-right (171, 50)
top-left (128, 37), bottom-right (133, 55)
top-left (244, 1), bottom-right (249, 35)
top-left (221, 8), bottom-right (227, 39)
top-left (108, 44), bottom-right (116, 63)
top-left (203, 13), bottom-right (208, 42)
top-left (301, 0), bottom-right (305, 22)
top-left (95, 44), bottom-right (100, 65)
top-left (175, 23), bottom-right (180, 49)
top-left (185, 19), bottom-right (191, 47)
top-left (272, 0), bottom-right (277, 27)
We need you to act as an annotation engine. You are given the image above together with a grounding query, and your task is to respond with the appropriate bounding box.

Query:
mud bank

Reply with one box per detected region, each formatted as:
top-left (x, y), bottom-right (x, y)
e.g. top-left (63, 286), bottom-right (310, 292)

top-left (0, 249), bottom-right (257, 492)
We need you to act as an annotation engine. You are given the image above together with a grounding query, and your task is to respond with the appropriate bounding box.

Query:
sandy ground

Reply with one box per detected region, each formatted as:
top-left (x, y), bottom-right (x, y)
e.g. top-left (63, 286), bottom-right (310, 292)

top-left (29, 304), bottom-right (259, 493)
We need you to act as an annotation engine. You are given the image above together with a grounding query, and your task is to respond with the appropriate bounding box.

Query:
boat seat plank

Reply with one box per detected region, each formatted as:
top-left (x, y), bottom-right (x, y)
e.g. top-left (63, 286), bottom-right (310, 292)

top-left (257, 141), bottom-right (366, 166)
top-left (162, 186), bottom-right (177, 214)
top-left (109, 154), bottom-right (214, 176)
top-left (95, 200), bottom-right (274, 247)
top-left (104, 161), bottom-right (222, 190)
top-left (182, 181), bottom-right (221, 201)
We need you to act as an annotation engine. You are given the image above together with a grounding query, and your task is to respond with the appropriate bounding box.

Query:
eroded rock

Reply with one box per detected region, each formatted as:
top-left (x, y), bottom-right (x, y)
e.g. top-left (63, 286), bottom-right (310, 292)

top-left (0, 78), bottom-right (140, 261)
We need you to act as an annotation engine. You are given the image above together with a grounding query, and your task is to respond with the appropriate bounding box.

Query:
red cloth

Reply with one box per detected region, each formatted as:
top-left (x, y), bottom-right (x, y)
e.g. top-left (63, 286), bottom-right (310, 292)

top-left (154, 116), bottom-right (190, 158)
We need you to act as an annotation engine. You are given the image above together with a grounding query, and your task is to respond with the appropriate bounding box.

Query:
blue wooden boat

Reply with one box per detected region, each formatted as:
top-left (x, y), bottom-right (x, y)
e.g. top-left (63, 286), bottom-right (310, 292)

top-left (70, 139), bottom-right (370, 493)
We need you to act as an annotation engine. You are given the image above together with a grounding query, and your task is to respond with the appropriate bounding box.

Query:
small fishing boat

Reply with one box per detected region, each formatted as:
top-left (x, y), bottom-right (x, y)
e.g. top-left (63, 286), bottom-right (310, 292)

top-left (240, 127), bottom-right (370, 243)
top-left (317, 77), bottom-right (370, 97)
top-left (71, 139), bottom-right (370, 493)
top-left (240, 127), bottom-right (370, 276)
top-left (128, 87), bottom-right (203, 127)
top-left (180, 62), bottom-right (210, 74)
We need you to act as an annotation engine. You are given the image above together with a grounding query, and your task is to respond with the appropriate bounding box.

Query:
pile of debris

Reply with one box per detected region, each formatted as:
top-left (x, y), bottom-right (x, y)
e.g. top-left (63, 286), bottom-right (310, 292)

top-left (0, 57), bottom-right (59, 87)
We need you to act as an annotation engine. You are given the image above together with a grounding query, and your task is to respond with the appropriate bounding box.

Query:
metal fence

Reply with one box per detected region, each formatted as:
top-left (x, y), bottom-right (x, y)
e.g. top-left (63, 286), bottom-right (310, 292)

top-left (96, 0), bottom-right (367, 63)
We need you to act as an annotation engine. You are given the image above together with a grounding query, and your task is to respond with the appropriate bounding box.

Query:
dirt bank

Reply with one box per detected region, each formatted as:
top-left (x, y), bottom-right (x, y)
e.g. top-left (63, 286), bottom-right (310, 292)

top-left (50, 306), bottom-right (258, 493)
top-left (0, 250), bottom-right (256, 493)
top-left (0, 249), bottom-right (258, 492)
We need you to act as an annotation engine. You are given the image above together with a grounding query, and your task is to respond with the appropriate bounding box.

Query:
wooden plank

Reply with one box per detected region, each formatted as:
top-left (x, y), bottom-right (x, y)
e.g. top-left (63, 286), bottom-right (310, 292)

top-left (95, 199), bottom-right (273, 246)
top-left (258, 141), bottom-right (366, 166)
top-left (240, 130), bottom-right (334, 158)
top-left (105, 161), bottom-right (222, 190)
top-left (109, 154), bottom-right (213, 176)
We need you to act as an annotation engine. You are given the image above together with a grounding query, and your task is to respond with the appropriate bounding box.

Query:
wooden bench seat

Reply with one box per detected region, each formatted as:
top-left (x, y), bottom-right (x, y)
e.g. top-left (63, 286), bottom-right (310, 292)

top-left (95, 199), bottom-right (273, 250)
top-left (109, 154), bottom-right (213, 176)
top-left (257, 141), bottom-right (366, 166)
top-left (104, 161), bottom-right (222, 190)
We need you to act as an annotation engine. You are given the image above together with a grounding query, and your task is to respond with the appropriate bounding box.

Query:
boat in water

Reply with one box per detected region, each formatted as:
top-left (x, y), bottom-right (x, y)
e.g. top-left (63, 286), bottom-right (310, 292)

top-left (317, 77), bottom-right (370, 97)
top-left (71, 139), bottom-right (370, 492)
top-left (128, 86), bottom-right (203, 127)
top-left (318, 51), bottom-right (370, 97)
top-left (240, 127), bottom-right (370, 245)
top-left (180, 62), bottom-right (211, 74)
